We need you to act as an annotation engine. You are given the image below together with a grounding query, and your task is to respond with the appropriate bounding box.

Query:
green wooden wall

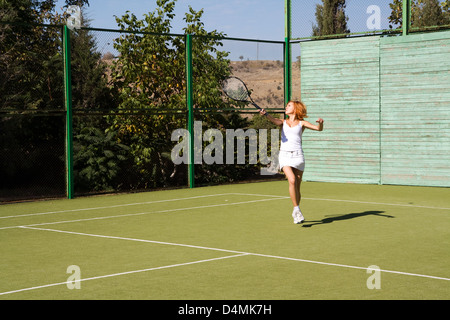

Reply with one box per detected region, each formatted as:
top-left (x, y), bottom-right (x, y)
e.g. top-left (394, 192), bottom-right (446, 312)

top-left (300, 30), bottom-right (450, 187)
top-left (300, 36), bottom-right (381, 184)
top-left (379, 32), bottom-right (450, 187)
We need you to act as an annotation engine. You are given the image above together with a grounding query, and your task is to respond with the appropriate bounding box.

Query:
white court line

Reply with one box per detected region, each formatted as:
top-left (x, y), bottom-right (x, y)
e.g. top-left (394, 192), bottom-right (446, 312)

top-left (12, 226), bottom-right (450, 285)
top-left (2, 191), bottom-right (447, 223)
top-left (0, 252), bottom-right (249, 296)
top-left (0, 197), bottom-right (284, 230)
top-left (19, 226), bottom-right (246, 253)
top-left (0, 193), bottom-right (240, 220)
top-left (1, 192), bottom-right (448, 231)
top-left (230, 193), bottom-right (450, 210)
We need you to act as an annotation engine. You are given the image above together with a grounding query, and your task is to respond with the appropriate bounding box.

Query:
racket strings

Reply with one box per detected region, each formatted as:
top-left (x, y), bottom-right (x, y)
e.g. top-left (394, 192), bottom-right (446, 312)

top-left (222, 78), bottom-right (250, 101)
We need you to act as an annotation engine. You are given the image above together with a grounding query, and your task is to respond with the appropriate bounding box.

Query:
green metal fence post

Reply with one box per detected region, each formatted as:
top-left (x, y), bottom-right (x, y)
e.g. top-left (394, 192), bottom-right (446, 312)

top-left (63, 25), bottom-right (74, 199)
top-left (185, 34), bottom-right (195, 188)
top-left (403, 0), bottom-right (411, 36)
top-left (284, 0), bottom-right (291, 104)
top-left (284, 38), bottom-right (291, 104)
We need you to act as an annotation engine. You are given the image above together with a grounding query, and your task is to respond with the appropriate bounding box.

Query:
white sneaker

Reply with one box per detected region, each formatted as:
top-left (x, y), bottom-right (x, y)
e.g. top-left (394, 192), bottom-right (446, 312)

top-left (298, 211), bottom-right (305, 224)
top-left (292, 208), bottom-right (305, 224)
top-left (292, 210), bottom-right (299, 224)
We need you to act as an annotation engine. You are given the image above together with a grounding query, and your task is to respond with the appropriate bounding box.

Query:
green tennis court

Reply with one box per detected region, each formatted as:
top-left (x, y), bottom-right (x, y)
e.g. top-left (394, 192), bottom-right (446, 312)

top-left (0, 180), bottom-right (449, 300)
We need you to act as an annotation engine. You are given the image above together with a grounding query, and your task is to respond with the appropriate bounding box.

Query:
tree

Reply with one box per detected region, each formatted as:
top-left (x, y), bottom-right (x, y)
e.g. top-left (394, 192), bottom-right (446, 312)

top-left (0, 0), bottom-right (68, 196)
top-left (69, 10), bottom-right (127, 193)
top-left (388, 0), bottom-right (449, 30)
top-left (0, 0), bottom-right (120, 197)
top-left (0, 0), bottom-right (91, 111)
top-left (69, 16), bottom-right (117, 111)
top-left (0, 0), bottom-right (62, 110)
top-left (73, 126), bottom-right (129, 192)
top-left (414, 0), bottom-right (449, 28)
top-left (0, 0), bottom-right (93, 112)
top-left (312, 0), bottom-right (350, 38)
top-left (109, 0), bottom-right (239, 189)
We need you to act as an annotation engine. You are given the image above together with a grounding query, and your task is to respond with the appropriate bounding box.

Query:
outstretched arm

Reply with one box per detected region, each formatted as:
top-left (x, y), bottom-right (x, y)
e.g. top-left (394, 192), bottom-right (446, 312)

top-left (259, 109), bottom-right (284, 126)
top-left (302, 118), bottom-right (324, 131)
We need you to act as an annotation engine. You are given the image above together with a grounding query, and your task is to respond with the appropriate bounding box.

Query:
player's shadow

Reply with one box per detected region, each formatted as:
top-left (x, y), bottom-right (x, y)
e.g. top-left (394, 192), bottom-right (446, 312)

top-left (302, 210), bottom-right (394, 228)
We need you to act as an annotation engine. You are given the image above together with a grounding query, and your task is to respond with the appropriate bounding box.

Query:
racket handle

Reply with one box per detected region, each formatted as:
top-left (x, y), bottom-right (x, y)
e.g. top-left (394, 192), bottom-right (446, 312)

top-left (252, 103), bottom-right (268, 116)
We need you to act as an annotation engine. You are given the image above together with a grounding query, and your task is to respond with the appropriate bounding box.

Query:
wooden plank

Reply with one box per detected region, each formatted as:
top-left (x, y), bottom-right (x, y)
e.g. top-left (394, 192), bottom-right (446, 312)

top-left (380, 31), bottom-right (450, 187)
top-left (301, 36), bottom-right (381, 184)
top-left (300, 31), bottom-right (450, 187)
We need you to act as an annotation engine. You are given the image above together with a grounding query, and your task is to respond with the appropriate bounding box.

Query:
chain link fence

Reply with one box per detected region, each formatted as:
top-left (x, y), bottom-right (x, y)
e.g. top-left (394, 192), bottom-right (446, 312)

top-left (2, 1), bottom-right (448, 202)
top-left (1, 23), bottom-right (286, 202)
top-left (291, 0), bottom-right (449, 40)
top-left (0, 24), bottom-right (66, 202)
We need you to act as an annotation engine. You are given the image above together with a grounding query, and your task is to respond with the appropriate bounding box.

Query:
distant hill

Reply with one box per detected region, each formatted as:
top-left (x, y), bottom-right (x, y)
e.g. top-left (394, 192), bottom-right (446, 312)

top-left (230, 60), bottom-right (301, 111)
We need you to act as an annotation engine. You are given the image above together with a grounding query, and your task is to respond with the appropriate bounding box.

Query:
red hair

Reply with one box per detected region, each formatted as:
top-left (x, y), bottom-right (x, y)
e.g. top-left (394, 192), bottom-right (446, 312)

top-left (290, 100), bottom-right (308, 120)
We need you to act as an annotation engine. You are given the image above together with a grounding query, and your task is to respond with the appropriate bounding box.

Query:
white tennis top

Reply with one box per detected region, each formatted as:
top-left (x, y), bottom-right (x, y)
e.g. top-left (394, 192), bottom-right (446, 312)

top-left (280, 120), bottom-right (303, 152)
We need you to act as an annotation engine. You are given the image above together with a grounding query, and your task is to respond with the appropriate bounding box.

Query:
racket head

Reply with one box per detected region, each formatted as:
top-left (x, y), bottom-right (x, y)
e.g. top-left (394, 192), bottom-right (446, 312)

top-left (221, 76), bottom-right (264, 114)
top-left (221, 76), bottom-right (252, 103)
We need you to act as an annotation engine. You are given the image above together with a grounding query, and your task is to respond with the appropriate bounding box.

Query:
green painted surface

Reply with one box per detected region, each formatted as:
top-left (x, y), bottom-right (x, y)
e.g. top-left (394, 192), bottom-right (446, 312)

top-left (300, 31), bottom-right (450, 187)
top-left (380, 31), bottom-right (450, 187)
top-left (1, 181), bottom-right (449, 299)
top-left (301, 36), bottom-right (381, 184)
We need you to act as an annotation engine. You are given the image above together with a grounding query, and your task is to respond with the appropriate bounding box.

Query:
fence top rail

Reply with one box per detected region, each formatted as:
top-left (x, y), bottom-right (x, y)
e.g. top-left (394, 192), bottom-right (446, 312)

top-left (0, 20), bottom-right (284, 44)
top-left (290, 24), bottom-right (450, 43)
top-left (86, 26), bottom-right (285, 44)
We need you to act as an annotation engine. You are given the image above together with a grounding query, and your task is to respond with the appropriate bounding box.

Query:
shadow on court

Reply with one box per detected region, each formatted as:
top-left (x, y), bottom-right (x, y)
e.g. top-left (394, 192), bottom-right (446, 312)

top-left (302, 210), bottom-right (394, 228)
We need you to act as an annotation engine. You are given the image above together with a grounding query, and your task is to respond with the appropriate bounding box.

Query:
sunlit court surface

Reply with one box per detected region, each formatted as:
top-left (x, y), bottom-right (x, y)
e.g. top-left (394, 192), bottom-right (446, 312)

top-left (1, 181), bottom-right (449, 300)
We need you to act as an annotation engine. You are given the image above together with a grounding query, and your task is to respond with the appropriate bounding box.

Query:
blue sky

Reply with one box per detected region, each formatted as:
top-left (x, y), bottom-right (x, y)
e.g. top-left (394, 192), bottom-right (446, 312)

top-left (56, 0), bottom-right (398, 60)
top-left (57, 0), bottom-right (284, 40)
top-left (56, 0), bottom-right (401, 39)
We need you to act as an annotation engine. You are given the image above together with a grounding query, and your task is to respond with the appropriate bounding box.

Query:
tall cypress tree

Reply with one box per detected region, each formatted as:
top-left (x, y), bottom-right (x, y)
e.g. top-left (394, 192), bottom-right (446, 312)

top-left (312, 0), bottom-right (350, 38)
top-left (413, 0), bottom-right (448, 28)
top-left (388, 0), bottom-right (449, 30)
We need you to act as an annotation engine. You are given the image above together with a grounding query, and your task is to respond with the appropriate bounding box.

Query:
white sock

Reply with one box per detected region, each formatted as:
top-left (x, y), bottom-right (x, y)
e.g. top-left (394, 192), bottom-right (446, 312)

top-left (294, 206), bottom-right (300, 211)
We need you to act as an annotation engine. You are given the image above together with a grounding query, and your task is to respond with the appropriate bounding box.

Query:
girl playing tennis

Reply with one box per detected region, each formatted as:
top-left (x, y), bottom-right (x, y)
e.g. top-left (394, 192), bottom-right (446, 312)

top-left (260, 101), bottom-right (324, 224)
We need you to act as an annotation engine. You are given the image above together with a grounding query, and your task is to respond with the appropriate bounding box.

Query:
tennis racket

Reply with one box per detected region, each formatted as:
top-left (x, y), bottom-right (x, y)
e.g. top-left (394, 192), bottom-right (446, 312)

top-left (221, 76), bottom-right (267, 116)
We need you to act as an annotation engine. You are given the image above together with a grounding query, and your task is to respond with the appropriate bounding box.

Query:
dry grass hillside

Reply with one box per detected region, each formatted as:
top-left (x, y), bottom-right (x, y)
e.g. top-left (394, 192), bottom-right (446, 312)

top-left (230, 60), bottom-right (301, 110)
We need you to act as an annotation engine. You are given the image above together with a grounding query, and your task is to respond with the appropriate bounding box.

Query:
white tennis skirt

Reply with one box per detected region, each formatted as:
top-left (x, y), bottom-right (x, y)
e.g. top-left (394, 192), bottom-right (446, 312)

top-left (279, 150), bottom-right (305, 171)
